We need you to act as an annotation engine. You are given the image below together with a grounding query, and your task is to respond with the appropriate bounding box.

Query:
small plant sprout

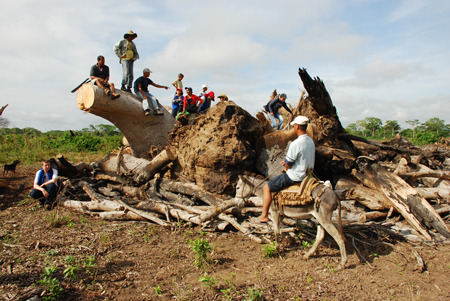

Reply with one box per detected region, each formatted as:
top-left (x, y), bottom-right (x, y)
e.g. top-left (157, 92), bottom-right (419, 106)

top-left (199, 275), bottom-right (217, 290)
top-left (246, 287), bottom-right (264, 300)
top-left (63, 265), bottom-right (81, 280)
top-left (189, 238), bottom-right (211, 270)
top-left (154, 285), bottom-right (162, 295)
top-left (262, 241), bottom-right (278, 258)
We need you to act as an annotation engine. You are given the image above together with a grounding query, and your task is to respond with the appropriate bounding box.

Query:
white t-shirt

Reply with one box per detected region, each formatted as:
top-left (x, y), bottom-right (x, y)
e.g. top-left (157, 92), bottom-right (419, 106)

top-left (34, 168), bottom-right (58, 185)
top-left (285, 134), bottom-right (315, 182)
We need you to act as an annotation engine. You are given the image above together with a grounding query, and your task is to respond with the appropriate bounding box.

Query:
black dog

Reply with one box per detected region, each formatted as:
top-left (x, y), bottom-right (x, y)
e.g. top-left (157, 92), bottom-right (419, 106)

top-left (3, 160), bottom-right (20, 177)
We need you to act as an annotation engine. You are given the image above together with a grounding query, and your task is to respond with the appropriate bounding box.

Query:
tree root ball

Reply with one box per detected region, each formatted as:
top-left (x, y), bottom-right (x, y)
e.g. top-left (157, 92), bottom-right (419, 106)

top-left (169, 102), bottom-right (264, 195)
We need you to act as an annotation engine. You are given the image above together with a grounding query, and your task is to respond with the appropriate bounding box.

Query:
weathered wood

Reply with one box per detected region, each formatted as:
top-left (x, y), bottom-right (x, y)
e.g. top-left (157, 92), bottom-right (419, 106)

top-left (94, 153), bottom-right (149, 174)
top-left (198, 198), bottom-right (244, 222)
top-left (61, 199), bottom-right (123, 212)
top-left (398, 170), bottom-right (450, 182)
top-left (134, 200), bottom-right (203, 225)
top-left (94, 173), bottom-right (133, 186)
top-left (82, 185), bottom-right (124, 211)
top-left (116, 147), bottom-right (124, 174)
top-left (114, 197), bottom-right (172, 227)
top-left (415, 188), bottom-right (450, 200)
top-left (363, 163), bottom-right (450, 239)
top-left (77, 83), bottom-right (175, 158)
top-left (95, 211), bottom-right (147, 221)
top-left (133, 149), bottom-right (176, 184)
top-left (359, 211), bottom-right (388, 222)
top-left (152, 178), bottom-right (220, 206)
top-left (335, 177), bottom-right (391, 210)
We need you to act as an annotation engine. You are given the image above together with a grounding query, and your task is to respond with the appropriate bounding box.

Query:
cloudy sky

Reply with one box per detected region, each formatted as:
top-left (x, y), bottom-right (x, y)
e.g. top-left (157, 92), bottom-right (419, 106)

top-left (1, 0), bottom-right (449, 132)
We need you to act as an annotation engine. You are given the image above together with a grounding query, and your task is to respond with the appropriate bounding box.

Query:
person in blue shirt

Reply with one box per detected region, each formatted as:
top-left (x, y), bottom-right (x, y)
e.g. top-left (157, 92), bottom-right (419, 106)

top-left (172, 88), bottom-right (184, 118)
top-left (264, 93), bottom-right (293, 130)
top-left (134, 68), bottom-right (169, 115)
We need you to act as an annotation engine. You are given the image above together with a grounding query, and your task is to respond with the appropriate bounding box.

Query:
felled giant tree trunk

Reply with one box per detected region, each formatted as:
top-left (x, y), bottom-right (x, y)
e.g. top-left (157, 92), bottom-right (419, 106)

top-left (76, 83), bottom-right (175, 158)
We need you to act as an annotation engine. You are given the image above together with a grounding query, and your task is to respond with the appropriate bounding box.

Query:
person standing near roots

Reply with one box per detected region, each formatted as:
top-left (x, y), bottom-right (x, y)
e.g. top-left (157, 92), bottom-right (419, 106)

top-left (30, 160), bottom-right (58, 210)
top-left (198, 84), bottom-right (209, 99)
top-left (257, 116), bottom-right (315, 223)
top-left (134, 68), bottom-right (169, 115)
top-left (113, 30), bottom-right (139, 93)
top-left (90, 55), bottom-right (120, 100)
top-left (265, 93), bottom-right (293, 131)
top-left (172, 73), bottom-right (184, 90)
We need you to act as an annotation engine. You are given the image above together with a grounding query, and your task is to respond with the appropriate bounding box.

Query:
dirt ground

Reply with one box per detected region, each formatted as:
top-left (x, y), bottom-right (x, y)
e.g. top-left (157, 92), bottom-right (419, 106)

top-left (1, 166), bottom-right (450, 301)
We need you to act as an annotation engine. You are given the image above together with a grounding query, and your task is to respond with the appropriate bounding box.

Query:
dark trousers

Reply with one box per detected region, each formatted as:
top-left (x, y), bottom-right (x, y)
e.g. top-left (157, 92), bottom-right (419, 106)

top-left (30, 183), bottom-right (58, 205)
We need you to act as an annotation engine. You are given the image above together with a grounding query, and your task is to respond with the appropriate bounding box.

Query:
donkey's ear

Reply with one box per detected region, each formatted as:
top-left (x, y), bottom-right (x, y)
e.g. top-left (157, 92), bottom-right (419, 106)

top-left (238, 175), bottom-right (243, 181)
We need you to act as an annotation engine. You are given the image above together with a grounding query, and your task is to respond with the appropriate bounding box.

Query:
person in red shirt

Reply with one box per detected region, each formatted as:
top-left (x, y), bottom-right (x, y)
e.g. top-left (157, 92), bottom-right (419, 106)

top-left (181, 87), bottom-right (203, 114)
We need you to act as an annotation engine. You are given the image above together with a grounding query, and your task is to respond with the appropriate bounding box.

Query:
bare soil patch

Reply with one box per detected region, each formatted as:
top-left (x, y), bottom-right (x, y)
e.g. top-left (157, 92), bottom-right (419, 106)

top-left (1, 166), bottom-right (450, 300)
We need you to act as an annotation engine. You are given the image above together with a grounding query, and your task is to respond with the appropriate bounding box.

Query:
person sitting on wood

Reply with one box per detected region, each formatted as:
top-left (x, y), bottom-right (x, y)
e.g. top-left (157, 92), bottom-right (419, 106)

top-left (90, 55), bottom-right (120, 100)
top-left (134, 68), bottom-right (169, 116)
top-left (171, 88), bottom-right (184, 118)
top-left (257, 116), bottom-right (315, 223)
top-left (264, 93), bottom-right (293, 131)
top-left (177, 87), bottom-right (203, 119)
top-left (30, 160), bottom-right (58, 210)
top-left (199, 91), bottom-right (215, 114)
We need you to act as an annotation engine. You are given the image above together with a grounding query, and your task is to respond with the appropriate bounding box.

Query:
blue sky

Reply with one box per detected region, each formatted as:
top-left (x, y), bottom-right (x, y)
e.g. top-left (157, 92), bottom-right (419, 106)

top-left (0, 0), bottom-right (449, 132)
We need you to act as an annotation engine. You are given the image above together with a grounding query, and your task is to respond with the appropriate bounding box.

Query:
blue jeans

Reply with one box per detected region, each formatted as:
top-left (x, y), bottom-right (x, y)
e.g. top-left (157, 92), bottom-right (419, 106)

top-left (270, 112), bottom-right (284, 130)
top-left (121, 59), bottom-right (134, 88)
top-left (30, 183), bottom-right (58, 205)
top-left (137, 91), bottom-right (159, 111)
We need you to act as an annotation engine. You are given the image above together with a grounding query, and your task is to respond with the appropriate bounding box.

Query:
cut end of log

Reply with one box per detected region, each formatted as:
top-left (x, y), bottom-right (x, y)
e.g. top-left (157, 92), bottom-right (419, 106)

top-left (76, 83), bottom-right (95, 111)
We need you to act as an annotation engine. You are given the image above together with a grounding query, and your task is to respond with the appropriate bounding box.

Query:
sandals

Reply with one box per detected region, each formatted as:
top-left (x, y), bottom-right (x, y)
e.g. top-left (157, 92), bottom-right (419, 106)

top-left (104, 88), bottom-right (111, 96)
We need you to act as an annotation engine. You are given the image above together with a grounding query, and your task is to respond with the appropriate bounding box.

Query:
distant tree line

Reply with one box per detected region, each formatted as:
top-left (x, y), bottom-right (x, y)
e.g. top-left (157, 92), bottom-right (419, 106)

top-left (345, 117), bottom-right (449, 145)
top-left (0, 124), bottom-right (122, 164)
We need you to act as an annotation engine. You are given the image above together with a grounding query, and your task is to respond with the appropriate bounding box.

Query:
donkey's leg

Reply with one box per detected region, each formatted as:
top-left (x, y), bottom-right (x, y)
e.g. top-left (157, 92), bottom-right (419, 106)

top-left (314, 214), bottom-right (347, 269)
top-left (270, 204), bottom-right (281, 242)
top-left (304, 224), bottom-right (325, 260)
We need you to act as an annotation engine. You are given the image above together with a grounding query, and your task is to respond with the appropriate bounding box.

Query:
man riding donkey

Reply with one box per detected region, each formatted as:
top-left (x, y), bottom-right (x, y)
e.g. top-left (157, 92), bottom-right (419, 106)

top-left (257, 116), bottom-right (314, 223)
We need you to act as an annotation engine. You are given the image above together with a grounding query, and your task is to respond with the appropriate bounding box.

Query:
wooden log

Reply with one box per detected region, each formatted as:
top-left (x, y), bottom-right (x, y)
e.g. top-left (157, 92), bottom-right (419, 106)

top-left (359, 211), bottom-right (388, 222)
top-left (153, 178), bottom-right (220, 206)
top-left (415, 188), bottom-right (450, 200)
top-left (114, 197), bottom-right (172, 227)
top-left (94, 173), bottom-right (133, 186)
top-left (435, 206), bottom-right (450, 215)
top-left (76, 83), bottom-right (176, 158)
top-left (107, 184), bottom-right (145, 198)
top-left (398, 170), bottom-right (450, 182)
top-left (363, 163), bottom-right (450, 239)
top-left (255, 112), bottom-right (275, 135)
top-left (335, 177), bottom-right (391, 210)
top-left (133, 149), bottom-right (176, 184)
top-left (198, 198), bottom-right (244, 222)
top-left (81, 185), bottom-right (124, 211)
top-left (61, 199), bottom-right (123, 212)
top-left (0, 178), bottom-right (9, 187)
top-left (134, 200), bottom-right (204, 224)
top-left (95, 211), bottom-right (147, 221)
top-left (94, 153), bottom-right (149, 174)
top-left (97, 187), bottom-right (120, 197)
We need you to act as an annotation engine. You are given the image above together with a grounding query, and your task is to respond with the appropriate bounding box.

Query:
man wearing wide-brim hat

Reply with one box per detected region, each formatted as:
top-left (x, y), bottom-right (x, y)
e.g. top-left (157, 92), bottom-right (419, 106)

top-left (113, 30), bottom-right (140, 93)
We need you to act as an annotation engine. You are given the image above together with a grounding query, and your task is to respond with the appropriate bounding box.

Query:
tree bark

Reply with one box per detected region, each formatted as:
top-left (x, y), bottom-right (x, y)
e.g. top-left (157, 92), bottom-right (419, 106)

top-left (133, 149), bottom-right (176, 184)
top-left (152, 178), bottom-right (220, 206)
top-left (76, 83), bottom-right (176, 158)
top-left (335, 177), bottom-right (391, 210)
top-left (362, 163), bottom-right (450, 239)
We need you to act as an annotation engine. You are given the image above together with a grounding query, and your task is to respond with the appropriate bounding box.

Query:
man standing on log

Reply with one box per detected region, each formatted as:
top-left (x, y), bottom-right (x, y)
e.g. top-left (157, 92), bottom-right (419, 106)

top-left (90, 55), bottom-right (120, 100)
top-left (265, 93), bottom-right (293, 131)
top-left (113, 30), bottom-right (139, 93)
top-left (257, 116), bottom-right (315, 223)
top-left (134, 68), bottom-right (169, 115)
top-left (30, 160), bottom-right (58, 210)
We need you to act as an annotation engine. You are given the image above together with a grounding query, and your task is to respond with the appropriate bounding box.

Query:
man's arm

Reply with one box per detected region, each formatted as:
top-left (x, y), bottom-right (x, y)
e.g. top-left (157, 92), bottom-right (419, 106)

top-left (113, 40), bottom-right (125, 58)
top-left (283, 102), bottom-right (293, 115)
top-left (137, 84), bottom-right (147, 99)
top-left (281, 159), bottom-right (294, 172)
top-left (151, 83), bottom-right (169, 90)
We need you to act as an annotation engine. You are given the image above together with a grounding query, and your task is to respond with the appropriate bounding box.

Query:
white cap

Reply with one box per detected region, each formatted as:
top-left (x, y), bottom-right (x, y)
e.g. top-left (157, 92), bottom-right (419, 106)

top-left (290, 116), bottom-right (309, 126)
top-left (202, 84), bottom-right (209, 88)
top-left (143, 68), bottom-right (153, 73)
